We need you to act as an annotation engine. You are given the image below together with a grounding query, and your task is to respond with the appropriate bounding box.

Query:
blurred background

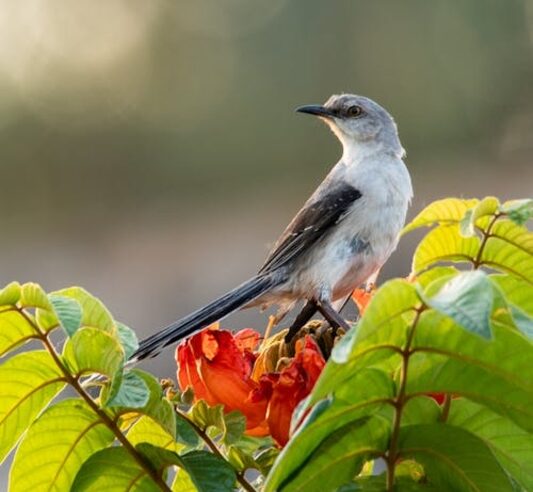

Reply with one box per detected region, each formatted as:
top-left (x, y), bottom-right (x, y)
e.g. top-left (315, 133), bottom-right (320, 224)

top-left (0, 0), bottom-right (532, 383)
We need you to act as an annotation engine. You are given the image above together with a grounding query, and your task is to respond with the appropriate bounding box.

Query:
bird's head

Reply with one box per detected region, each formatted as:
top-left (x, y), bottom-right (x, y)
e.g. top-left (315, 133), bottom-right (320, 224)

top-left (296, 94), bottom-right (404, 157)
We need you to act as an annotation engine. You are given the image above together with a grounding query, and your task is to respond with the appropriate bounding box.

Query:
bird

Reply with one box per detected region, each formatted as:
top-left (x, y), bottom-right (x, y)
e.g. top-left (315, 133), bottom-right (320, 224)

top-left (131, 94), bottom-right (413, 362)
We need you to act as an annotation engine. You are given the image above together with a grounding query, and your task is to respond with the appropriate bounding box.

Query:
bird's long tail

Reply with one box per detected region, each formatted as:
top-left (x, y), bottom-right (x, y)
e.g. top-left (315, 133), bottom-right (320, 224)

top-left (130, 274), bottom-right (277, 362)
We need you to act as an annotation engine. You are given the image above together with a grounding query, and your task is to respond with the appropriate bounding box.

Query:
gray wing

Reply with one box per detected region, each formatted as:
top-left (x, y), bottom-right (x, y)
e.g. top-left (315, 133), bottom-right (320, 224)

top-left (258, 182), bottom-right (362, 274)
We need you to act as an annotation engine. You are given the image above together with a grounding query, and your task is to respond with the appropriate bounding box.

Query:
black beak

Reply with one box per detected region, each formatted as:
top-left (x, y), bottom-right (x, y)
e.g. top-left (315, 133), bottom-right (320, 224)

top-left (295, 104), bottom-right (335, 118)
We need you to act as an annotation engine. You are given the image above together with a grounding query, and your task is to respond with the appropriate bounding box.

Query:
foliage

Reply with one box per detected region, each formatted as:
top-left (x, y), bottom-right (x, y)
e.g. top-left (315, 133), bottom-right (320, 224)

top-left (0, 196), bottom-right (532, 491)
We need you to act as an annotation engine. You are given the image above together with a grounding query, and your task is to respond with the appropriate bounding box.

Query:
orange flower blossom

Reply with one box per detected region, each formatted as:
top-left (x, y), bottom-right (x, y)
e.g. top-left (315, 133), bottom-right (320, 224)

top-left (176, 324), bottom-right (326, 446)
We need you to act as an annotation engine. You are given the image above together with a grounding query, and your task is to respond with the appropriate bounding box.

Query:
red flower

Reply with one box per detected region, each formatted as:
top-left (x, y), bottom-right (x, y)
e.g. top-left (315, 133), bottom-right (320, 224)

top-left (176, 325), bottom-right (267, 433)
top-left (176, 327), bottom-right (326, 446)
top-left (257, 337), bottom-right (325, 445)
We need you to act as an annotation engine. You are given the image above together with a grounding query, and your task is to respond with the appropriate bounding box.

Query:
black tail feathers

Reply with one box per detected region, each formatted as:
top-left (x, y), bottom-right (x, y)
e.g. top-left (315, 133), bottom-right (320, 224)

top-left (130, 275), bottom-right (277, 362)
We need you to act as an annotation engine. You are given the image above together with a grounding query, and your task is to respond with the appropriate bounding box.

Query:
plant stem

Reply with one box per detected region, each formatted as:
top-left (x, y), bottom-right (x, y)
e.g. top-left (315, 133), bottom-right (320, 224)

top-left (440, 394), bottom-right (452, 422)
top-left (472, 212), bottom-right (500, 268)
top-left (21, 309), bottom-right (172, 492)
top-left (176, 410), bottom-right (257, 492)
top-left (385, 306), bottom-right (424, 492)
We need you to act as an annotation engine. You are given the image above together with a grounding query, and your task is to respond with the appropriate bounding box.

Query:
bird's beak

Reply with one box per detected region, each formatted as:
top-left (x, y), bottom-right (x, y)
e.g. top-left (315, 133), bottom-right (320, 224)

top-left (295, 104), bottom-right (335, 119)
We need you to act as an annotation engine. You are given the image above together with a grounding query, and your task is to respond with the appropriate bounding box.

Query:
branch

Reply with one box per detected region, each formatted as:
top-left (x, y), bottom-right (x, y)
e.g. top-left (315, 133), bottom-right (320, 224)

top-left (176, 410), bottom-right (257, 492)
top-left (19, 309), bottom-right (172, 492)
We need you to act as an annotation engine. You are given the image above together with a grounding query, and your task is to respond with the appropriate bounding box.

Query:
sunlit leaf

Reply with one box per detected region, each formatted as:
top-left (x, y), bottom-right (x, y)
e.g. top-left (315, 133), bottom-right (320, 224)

top-left (127, 415), bottom-right (183, 452)
top-left (63, 327), bottom-right (124, 377)
top-left (53, 287), bottom-right (115, 333)
top-left (0, 281), bottom-right (21, 306)
top-left (399, 424), bottom-right (515, 491)
top-left (413, 224), bottom-right (480, 273)
top-left (403, 198), bottom-right (479, 234)
top-left (20, 283), bottom-right (52, 310)
top-left (459, 196), bottom-right (499, 237)
top-left (9, 399), bottom-right (114, 492)
top-left (71, 447), bottom-right (163, 492)
top-left (0, 308), bottom-right (39, 356)
top-left (0, 351), bottom-right (66, 463)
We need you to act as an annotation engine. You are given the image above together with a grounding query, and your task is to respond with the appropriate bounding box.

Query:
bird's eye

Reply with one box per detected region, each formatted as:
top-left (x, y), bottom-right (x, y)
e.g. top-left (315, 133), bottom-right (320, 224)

top-left (346, 105), bottom-right (363, 118)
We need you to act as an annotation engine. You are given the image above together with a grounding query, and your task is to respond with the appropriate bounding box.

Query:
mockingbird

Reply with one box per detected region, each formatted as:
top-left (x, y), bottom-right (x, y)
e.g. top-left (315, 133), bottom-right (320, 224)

top-left (132, 94), bottom-right (413, 362)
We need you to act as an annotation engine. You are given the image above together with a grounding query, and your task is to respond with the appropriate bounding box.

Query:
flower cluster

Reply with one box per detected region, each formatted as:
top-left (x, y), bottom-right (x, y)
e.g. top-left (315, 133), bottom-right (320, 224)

top-left (176, 324), bottom-right (325, 446)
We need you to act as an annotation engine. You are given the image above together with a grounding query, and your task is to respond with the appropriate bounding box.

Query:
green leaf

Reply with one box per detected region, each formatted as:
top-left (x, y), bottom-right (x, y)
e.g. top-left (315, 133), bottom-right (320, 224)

top-left (491, 274), bottom-right (533, 316)
top-left (422, 271), bottom-right (494, 339)
top-left (448, 399), bottom-right (533, 492)
top-left (189, 400), bottom-right (245, 444)
top-left (266, 369), bottom-right (394, 491)
top-left (459, 196), bottom-right (500, 237)
top-left (105, 370), bottom-right (150, 408)
top-left (117, 322), bottom-right (139, 359)
top-left (402, 396), bottom-right (441, 426)
top-left (399, 424), bottom-right (515, 491)
top-left (9, 399), bottom-right (114, 492)
top-left (0, 351), bottom-right (66, 463)
top-left (415, 266), bottom-right (459, 289)
top-left (501, 198), bottom-right (533, 225)
top-left (176, 413), bottom-right (201, 448)
top-left (176, 449), bottom-right (237, 492)
top-left (63, 327), bottom-right (124, 377)
top-left (20, 282), bottom-right (53, 310)
top-left (413, 224), bottom-right (481, 274)
top-left (0, 281), bottom-right (21, 306)
top-left (339, 475), bottom-right (439, 491)
top-left (71, 447), bottom-right (163, 492)
top-left (53, 287), bottom-right (115, 333)
top-left (403, 198), bottom-right (479, 234)
top-left (408, 311), bottom-right (533, 432)
top-left (266, 417), bottom-right (390, 492)
top-left (127, 415), bottom-right (183, 452)
top-left (49, 294), bottom-right (82, 336)
top-left (0, 308), bottom-right (39, 356)
top-left (136, 370), bottom-right (176, 437)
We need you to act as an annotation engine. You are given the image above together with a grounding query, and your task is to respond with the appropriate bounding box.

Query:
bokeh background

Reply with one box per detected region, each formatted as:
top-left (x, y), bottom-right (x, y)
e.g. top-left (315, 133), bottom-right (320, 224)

top-left (0, 0), bottom-right (532, 386)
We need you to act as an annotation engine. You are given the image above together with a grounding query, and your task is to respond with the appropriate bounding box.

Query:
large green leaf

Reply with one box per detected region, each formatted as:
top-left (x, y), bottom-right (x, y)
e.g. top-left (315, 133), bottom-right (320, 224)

top-left (448, 399), bottom-right (533, 491)
top-left (9, 399), bottom-right (114, 492)
top-left (413, 224), bottom-right (480, 273)
top-left (72, 444), bottom-right (236, 492)
top-left (175, 449), bottom-right (237, 492)
top-left (403, 198), bottom-right (479, 234)
top-left (63, 327), bottom-right (124, 377)
top-left (0, 351), bottom-right (66, 463)
top-left (71, 447), bottom-right (163, 492)
top-left (266, 368), bottom-right (394, 492)
top-left (422, 271), bottom-right (493, 339)
top-left (0, 308), bottom-right (39, 356)
top-left (408, 311), bottom-right (533, 431)
top-left (399, 424), bottom-right (515, 491)
top-left (127, 415), bottom-right (183, 452)
top-left (269, 417), bottom-right (390, 492)
top-left (491, 274), bottom-right (533, 316)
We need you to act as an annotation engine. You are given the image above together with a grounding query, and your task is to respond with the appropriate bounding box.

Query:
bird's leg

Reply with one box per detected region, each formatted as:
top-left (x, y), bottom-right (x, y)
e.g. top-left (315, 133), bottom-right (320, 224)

top-left (317, 299), bottom-right (351, 332)
top-left (284, 300), bottom-right (318, 343)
